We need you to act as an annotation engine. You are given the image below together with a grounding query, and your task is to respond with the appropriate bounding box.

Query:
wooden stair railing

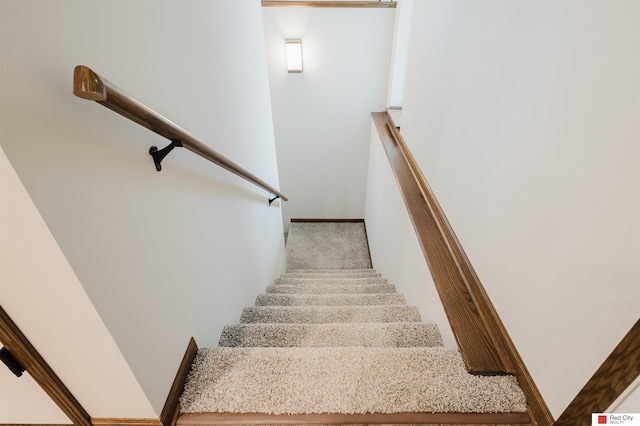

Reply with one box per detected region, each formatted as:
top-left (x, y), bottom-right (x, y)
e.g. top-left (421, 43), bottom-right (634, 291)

top-left (372, 111), bottom-right (554, 426)
top-left (73, 65), bottom-right (287, 205)
top-left (555, 318), bottom-right (640, 426)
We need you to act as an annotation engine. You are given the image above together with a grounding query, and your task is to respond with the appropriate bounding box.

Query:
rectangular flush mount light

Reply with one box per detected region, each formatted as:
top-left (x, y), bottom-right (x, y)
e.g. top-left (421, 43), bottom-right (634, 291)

top-left (285, 39), bottom-right (302, 73)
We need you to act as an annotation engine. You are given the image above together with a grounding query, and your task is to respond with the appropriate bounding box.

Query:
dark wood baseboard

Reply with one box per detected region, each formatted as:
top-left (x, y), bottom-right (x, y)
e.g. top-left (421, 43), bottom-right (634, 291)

top-left (291, 218), bottom-right (365, 223)
top-left (0, 416), bottom-right (162, 424)
top-left (361, 220), bottom-right (374, 269)
top-left (161, 337), bottom-right (199, 426)
top-left (262, 1), bottom-right (397, 8)
top-left (371, 112), bottom-right (554, 426)
top-left (92, 419), bottom-right (162, 426)
top-left (554, 318), bottom-right (640, 426)
top-left (0, 306), bottom-right (91, 426)
top-left (371, 112), bottom-right (509, 374)
top-left (177, 411), bottom-right (530, 425)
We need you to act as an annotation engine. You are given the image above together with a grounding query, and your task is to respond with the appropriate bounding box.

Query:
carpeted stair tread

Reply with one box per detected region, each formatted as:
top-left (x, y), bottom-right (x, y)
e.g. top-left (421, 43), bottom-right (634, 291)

top-left (240, 305), bottom-right (422, 323)
top-left (286, 222), bottom-right (372, 270)
top-left (255, 293), bottom-right (406, 306)
top-left (180, 346), bottom-right (527, 415)
top-left (266, 283), bottom-right (396, 294)
top-left (218, 322), bottom-right (444, 347)
top-left (274, 276), bottom-right (388, 285)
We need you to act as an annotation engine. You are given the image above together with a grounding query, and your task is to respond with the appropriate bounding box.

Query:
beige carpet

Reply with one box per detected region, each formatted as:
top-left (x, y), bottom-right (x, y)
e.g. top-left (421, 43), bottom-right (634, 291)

top-left (218, 323), bottom-right (444, 348)
top-left (179, 222), bottom-right (527, 415)
top-left (266, 282), bottom-right (396, 294)
top-left (254, 293), bottom-right (407, 306)
top-left (181, 347), bottom-right (526, 414)
top-left (286, 222), bottom-right (372, 269)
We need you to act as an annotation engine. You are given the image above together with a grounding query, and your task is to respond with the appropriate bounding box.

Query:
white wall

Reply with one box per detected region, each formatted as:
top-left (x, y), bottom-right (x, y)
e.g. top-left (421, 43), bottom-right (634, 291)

top-left (0, 146), bottom-right (156, 422)
top-left (0, 0), bottom-right (286, 417)
top-left (386, 0), bottom-right (414, 108)
top-left (262, 7), bottom-right (394, 230)
top-left (0, 369), bottom-right (70, 424)
top-left (399, 0), bottom-right (639, 418)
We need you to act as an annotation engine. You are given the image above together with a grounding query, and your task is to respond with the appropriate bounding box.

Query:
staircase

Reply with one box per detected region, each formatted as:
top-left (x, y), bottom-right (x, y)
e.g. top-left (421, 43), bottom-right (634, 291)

top-left (177, 221), bottom-right (530, 425)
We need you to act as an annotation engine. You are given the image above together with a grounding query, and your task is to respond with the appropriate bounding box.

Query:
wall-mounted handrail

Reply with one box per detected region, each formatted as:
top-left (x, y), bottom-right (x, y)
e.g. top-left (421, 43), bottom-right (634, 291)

top-left (73, 65), bottom-right (288, 203)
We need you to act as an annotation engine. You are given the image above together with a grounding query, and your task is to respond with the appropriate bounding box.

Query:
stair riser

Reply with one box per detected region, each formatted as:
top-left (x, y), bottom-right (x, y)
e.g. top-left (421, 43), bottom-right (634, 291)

top-left (274, 277), bottom-right (388, 285)
top-left (286, 269), bottom-right (377, 274)
top-left (218, 323), bottom-right (444, 348)
top-left (282, 272), bottom-right (382, 279)
top-left (240, 306), bottom-right (422, 323)
top-left (266, 284), bottom-right (397, 294)
top-left (255, 293), bottom-right (406, 306)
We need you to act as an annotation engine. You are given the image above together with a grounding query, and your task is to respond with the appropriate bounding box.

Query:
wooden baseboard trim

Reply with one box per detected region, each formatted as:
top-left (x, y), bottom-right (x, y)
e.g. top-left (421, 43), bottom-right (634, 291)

top-left (2, 418), bottom-right (164, 425)
top-left (92, 419), bottom-right (162, 426)
top-left (554, 318), bottom-right (640, 426)
top-left (0, 306), bottom-right (92, 426)
top-left (361, 220), bottom-right (374, 269)
top-left (262, 1), bottom-right (396, 8)
top-left (177, 411), bottom-right (530, 425)
top-left (291, 218), bottom-right (365, 223)
top-left (371, 112), bottom-right (554, 426)
top-left (1, 419), bottom-right (163, 425)
top-left (161, 337), bottom-right (199, 426)
top-left (371, 112), bottom-right (508, 374)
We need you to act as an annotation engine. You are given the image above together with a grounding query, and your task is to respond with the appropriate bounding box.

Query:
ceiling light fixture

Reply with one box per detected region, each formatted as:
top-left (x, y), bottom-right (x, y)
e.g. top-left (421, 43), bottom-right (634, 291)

top-left (285, 39), bottom-right (302, 73)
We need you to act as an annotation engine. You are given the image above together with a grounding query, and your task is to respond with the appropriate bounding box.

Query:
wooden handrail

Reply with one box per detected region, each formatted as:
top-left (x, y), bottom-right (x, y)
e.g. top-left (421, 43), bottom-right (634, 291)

top-left (555, 318), bottom-right (640, 426)
top-left (73, 65), bottom-right (288, 203)
top-left (372, 111), bottom-right (554, 425)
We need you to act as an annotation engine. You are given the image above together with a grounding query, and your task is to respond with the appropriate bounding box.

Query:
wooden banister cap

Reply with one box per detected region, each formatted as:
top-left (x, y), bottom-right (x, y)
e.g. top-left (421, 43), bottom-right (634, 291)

top-left (73, 65), bottom-right (106, 101)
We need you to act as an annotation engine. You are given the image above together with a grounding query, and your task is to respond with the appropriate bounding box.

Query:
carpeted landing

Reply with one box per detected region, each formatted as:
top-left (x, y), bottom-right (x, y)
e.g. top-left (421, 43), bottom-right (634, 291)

top-left (179, 221), bottom-right (527, 419)
top-left (285, 222), bottom-right (372, 270)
